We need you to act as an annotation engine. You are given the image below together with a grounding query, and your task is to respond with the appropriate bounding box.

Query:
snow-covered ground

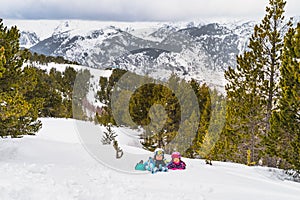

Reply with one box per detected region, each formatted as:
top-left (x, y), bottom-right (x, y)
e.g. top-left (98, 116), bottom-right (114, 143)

top-left (1, 118), bottom-right (300, 200)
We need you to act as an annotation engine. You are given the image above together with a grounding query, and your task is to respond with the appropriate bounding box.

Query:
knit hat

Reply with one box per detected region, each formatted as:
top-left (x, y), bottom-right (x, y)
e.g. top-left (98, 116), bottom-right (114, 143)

top-left (154, 148), bottom-right (164, 157)
top-left (171, 152), bottom-right (181, 159)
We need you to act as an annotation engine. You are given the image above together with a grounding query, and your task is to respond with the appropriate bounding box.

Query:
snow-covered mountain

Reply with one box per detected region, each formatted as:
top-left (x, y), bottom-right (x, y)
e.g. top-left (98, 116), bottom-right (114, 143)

top-left (5, 19), bottom-right (256, 90)
top-left (19, 31), bottom-right (40, 48)
top-left (4, 18), bottom-right (298, 90)
top-left (26, 20), bottom-right (253, 71)
top-left (0, 118), bottom-right (300, 200)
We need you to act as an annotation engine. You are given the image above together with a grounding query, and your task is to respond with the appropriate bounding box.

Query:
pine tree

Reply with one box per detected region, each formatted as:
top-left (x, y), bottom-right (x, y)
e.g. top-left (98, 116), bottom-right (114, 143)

top-left (268, 24), bottom-right (300, 170)
top-left (101, 124), bottom-right (117, 145)
top-left (101, 124), bottom-right (123, 159)
top-left (62, 67), bottom-right (77, 100)
top-left (0, 19), bottom-right (42, 138)
top-left (198, 89), bottom-right (226, 163)
top-left (187, 81), bottom-right (211, 158)
top-left (96, 106), bottom-right (115, 126)
top-left (259, 0), bottom-right (291, 132)
top-left (113, 140), bottom-right (123, 159)
top-left (72, 69), bottom-right (91, 120)
top-left (138, 82), bottom-right (180, 152)
top-left (224, 0), bottom-right (290, 164)
top-left (28, 66), bottom-right (77, 119)
top-left (0, 47), bottom-right (5, 77)
top-left (96, 68), bottom-right (127, 125)
top-left (225, 48), bottom-right (265, 163)
top-left (98, 76), bottom-right (108, 103)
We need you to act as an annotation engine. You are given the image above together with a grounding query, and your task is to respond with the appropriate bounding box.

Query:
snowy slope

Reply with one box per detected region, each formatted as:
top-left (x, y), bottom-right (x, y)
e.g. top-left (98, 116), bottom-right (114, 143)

top-left (0, 118), bottom-right (300, 200)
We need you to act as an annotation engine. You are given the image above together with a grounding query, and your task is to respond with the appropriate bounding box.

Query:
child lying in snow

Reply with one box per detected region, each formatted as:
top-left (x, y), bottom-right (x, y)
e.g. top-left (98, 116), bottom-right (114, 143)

top-left (145, 148), bottom-right (168, 173)
top-left (167, 152), bottom-right (186, 170)
top-left (135, 150), bottom-right (187, 172)
top-left (135, 148), bottom-right (168, 173)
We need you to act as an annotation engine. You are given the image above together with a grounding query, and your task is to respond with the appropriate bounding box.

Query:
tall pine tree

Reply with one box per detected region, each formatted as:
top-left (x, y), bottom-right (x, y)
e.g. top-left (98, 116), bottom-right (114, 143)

top-left (0, 19), bottom-right (42, 137)
top-left (0, 47), bottom-right (5, 77)
top-left (224, 0), bottom-right (290, 164)
top-left (268, 23), bottom-right (300, 170)
top-left (225, 50), bottom-right (264, 163)
top-left (259, 0), bottom-right (291, 133)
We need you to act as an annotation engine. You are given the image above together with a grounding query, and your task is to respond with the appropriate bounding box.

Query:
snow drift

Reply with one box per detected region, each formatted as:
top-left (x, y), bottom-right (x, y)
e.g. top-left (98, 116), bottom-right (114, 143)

top-left (0, 118), bottom-right (300, 200)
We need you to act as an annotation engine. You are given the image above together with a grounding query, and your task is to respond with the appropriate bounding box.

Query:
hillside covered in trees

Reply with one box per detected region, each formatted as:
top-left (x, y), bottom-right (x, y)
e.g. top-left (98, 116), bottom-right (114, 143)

top-left (94, 0), bottom-right (300, 176)
top-left (0, 0), bottom-right (299, 179)
top-left (0, 19), bottom-right (90, 137)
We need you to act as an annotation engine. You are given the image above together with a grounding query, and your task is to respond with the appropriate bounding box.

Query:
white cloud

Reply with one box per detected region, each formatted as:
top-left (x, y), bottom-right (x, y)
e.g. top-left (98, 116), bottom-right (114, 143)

top-left (0, 0), bottom-right (299, 21)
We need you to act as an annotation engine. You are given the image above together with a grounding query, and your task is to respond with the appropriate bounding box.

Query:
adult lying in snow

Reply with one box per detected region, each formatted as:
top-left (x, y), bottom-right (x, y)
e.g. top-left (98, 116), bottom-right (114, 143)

top-left (167, 152), bottom-right (186, 170)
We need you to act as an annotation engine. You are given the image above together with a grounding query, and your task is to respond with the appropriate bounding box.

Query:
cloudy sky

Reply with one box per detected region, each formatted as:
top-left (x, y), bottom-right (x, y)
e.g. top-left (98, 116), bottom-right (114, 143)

top-left (0, 0), bottom-right (299, 21)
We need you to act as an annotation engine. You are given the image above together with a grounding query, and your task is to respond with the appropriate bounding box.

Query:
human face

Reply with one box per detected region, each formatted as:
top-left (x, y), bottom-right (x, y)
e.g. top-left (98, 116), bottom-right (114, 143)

top-left (155, 154), bottom-right (163, 161)
top-left (173, 157), bottom-right (180, 163)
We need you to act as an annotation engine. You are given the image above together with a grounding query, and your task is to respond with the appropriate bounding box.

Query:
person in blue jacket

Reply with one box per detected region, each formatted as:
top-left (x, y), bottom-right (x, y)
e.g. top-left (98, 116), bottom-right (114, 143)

top-left (143, 148), bottom-right (168, 173)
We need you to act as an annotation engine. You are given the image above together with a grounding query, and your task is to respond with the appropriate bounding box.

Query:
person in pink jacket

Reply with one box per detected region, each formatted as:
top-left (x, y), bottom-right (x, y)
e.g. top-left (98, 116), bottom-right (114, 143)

top-left (167, 152), bottom-right (186, 170)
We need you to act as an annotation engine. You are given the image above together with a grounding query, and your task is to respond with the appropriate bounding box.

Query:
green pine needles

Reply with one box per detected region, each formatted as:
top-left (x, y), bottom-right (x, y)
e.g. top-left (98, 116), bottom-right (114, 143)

top-left (0, 19), bottom-right (42, 137)
top-left (223, 0), bottom-right (300, 174)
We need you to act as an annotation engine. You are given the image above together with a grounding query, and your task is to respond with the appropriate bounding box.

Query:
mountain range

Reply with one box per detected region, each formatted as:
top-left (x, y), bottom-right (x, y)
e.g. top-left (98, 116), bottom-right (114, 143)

top-left (5, 18), bottom-right (299, 90)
